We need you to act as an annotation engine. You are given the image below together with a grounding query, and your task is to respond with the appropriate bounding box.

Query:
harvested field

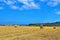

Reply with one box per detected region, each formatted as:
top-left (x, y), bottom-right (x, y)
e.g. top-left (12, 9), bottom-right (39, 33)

top-left (0, 26), bottom-right (60, 40)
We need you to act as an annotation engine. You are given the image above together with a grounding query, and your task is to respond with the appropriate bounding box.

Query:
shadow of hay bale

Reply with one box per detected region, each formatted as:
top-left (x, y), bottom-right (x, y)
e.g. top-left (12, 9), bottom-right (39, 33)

top-left (14, 25), bottom-right (18, 28)
top-left (40, 26), bottom-right (43, 29)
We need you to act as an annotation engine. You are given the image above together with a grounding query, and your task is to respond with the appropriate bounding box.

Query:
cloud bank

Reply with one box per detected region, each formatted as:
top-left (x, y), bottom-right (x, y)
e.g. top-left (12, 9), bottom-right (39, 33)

top-left (40, 0), bottom-right (60, 7)
top-left (0, 0), bottom-right (40, 10)
top-left (0, 0), bottom-right (60, 10)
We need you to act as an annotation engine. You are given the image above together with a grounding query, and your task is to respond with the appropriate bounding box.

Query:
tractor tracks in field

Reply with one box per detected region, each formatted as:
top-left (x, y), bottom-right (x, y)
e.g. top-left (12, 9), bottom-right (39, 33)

top-left (0, 30), bottom-right (59, 40)
top-left (3, 31), bottom-right (41, 40)
top-left (6, 31), bottom-right (58, 40)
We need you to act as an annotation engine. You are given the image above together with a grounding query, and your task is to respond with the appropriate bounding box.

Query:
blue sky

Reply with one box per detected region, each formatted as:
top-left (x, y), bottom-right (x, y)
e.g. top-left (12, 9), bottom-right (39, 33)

top-left (0, 0), bottom-right (60, 24)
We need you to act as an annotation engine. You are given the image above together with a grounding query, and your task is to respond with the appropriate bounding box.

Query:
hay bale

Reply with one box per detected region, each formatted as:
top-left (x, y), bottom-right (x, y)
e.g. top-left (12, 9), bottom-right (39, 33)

top-left (40, 24), bottom-right (43, 29)
top-left (14, 25), bottom-right (18, 28)
top-left (53, 27), bottom-right (56, 29)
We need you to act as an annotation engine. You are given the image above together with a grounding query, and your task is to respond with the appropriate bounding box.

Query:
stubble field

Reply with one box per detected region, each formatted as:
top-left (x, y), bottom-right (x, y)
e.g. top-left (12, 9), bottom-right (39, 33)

top-left (0, 26), bottom-right (60, 40)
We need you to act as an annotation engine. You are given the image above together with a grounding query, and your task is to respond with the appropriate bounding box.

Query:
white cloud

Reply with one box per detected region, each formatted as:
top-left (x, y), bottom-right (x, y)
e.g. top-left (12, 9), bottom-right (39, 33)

top-left (56, 11), bottom-right (60, 14)
top-left (0, 0), bottom-right (40, 10)
top-left (47, 2), bottom-right (58, 7)
top-left (22, 2), bottom-right (40, 9)
top-left (18, 0), bottom-right (29, 5)
top-left (3, 0), bottom-right (16, 5)
top-left (10, 5), bottom-right (23, 10)
top-left (17, 0), bottom-right (40, 9)
top-left (0, 7), bottom-right (3, 10)
top-left (0, 0), bottom-right (60, 10)
top-left (40, 0), bottom-right (60, 7)
top-left (40, 0), bottom-right (48, 2)
top-left (48, 0), bottom-right (60, 7)
top-left (10, 5), bottom-right (19, 9)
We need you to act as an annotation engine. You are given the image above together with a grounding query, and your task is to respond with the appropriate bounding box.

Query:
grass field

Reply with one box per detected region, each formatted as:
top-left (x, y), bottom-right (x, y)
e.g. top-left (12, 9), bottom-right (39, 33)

top-left (0, 26), bottom-right (60, 40)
